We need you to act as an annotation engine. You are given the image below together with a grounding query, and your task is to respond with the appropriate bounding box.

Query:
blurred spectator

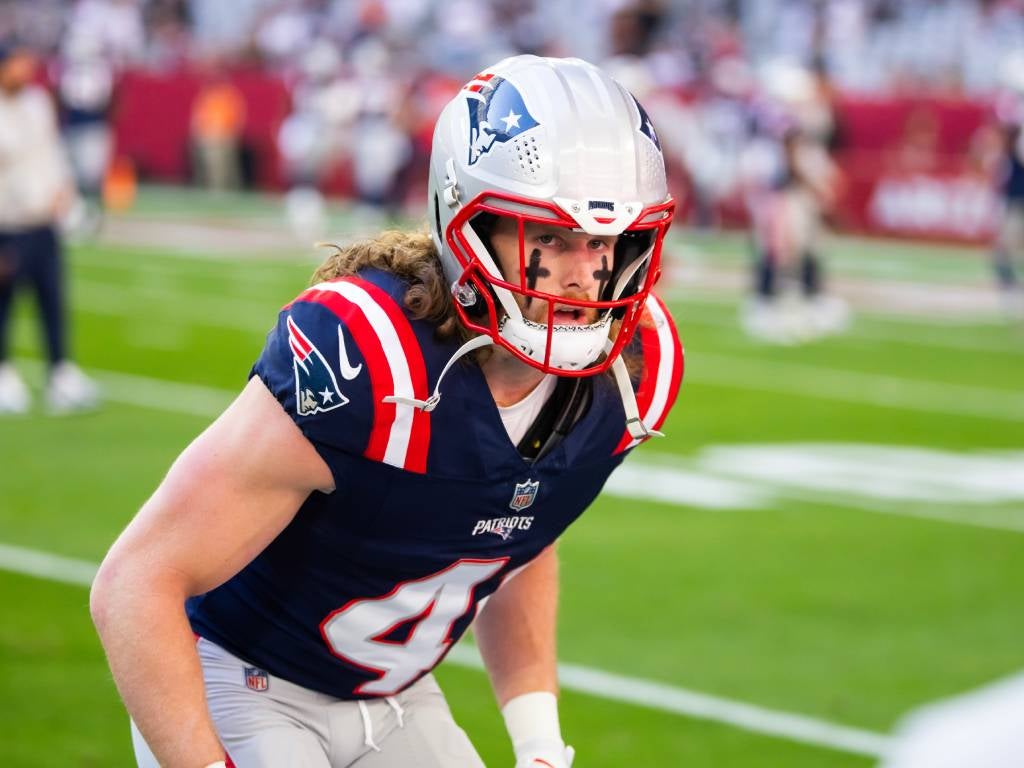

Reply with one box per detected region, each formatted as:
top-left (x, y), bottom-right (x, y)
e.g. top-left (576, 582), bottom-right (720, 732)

top-left (56, 30), bottom-right (115, 236)
top-left (740, 58), bottom-right (848, 343)
top-left (5, 0), bottom-right (1024, 98)
top-left (343, 36), bottom-right (413, 217)
top-left (0, 42), bottom-right (99, 414)
top-left (986, 51), bottom-right (1024, 318)
top-left (0, 0), bottom-right (65, 53)
top-left (252, 0), bottom-right (319, 66)
top-left (186, 0), bottom-right (274, 56)
top-left (278, 36), bottom-right (349, 239)
top-left (66, 0), bottom-right (145, 66)
top-left (189, 69), bottom-right (246, 191)
top-left (144, 0), bottom-right (193, 70)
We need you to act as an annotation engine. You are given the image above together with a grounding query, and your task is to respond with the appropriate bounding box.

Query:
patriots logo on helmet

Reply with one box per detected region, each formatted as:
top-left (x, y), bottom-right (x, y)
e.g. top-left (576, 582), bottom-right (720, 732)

top-left (463, 72), bottom-right (540, 166)
top-left (287, 315), bottom-right (350, 416)
top-left (632, 95), bottom-right (661, 152)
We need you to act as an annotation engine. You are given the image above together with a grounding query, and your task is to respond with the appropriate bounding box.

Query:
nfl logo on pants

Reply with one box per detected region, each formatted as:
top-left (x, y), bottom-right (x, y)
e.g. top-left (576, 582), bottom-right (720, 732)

top-left (509, 479), bottom-right (539, 511)
top-left (245, 667), bottom-right (269, 692)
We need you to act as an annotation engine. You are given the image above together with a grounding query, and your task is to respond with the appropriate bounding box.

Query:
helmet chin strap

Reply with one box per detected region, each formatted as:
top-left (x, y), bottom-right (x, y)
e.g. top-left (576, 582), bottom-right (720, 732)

top-left (382, 334), bottom-right (664, 444)
top-left (610, 353), bottom-right (665, 441)
top-left (383, 334), bottom-right (492, 412)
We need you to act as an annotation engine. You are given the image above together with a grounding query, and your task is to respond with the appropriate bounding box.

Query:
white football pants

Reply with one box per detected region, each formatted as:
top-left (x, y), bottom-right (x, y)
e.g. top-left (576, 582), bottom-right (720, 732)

top-left (132, 637), bottom-right (486, 767)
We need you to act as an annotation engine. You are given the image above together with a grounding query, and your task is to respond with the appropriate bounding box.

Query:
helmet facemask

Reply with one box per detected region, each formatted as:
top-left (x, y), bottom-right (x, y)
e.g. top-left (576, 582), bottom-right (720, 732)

top-left (445, 190), bottom-right (673, 375)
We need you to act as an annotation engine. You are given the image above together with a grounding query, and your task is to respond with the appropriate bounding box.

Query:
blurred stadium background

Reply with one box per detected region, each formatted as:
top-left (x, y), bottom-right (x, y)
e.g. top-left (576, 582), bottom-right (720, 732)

top-left (1, 0), bottom-right (1024, 766)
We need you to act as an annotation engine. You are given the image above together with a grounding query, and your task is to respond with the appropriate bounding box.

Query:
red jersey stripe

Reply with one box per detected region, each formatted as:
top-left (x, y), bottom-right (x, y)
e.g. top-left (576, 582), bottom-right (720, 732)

top-left (345, 277), bottom-right (431, 474)
top-left (614, 293), bottom-right (683, 453)
top-left (294, 278), bottom-right (431, 473)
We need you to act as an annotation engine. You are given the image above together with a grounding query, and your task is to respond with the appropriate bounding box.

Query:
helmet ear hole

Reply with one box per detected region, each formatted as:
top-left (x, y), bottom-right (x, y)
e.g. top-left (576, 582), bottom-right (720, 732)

top-left (604, 230), bottom-right (655, 312)
top-left (462, 212), bottom-right (501, 319)
top-left (433, 193), bottom-right (442, 238)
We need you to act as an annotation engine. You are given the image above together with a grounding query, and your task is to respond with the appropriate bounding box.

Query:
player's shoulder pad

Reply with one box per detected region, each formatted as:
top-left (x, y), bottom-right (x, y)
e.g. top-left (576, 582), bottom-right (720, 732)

top-left (614, 292), bottom-right (684, 453)
top-left (251, 268), bottom-right (433, 474)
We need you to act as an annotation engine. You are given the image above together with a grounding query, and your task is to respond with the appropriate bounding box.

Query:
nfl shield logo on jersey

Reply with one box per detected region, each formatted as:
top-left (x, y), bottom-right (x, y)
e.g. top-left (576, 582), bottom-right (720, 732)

top-left (244, 667), bottom-right (269, 692)
top-left (509, 479), bottom-right (540, 511)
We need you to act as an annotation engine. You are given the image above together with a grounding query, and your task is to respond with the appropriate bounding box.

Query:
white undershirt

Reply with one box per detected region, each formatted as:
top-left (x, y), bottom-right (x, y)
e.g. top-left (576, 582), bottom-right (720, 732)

top-left (496, 374), bottom-right (557, 447)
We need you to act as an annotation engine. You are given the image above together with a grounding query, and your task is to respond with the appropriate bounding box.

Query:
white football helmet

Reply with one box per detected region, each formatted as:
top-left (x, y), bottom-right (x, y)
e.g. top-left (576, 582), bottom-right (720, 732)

top-left (427, 55), bottom-right (674, 376)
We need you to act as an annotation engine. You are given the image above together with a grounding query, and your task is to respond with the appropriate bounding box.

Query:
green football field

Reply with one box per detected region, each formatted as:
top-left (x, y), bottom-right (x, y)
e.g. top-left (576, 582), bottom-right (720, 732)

top-left (1, 187), bottom-right (1023, 767)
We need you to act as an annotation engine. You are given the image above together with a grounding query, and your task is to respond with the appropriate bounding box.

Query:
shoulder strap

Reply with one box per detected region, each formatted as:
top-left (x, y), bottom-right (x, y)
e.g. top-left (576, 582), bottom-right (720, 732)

top-left (516, 376), bottom-right (593, 463)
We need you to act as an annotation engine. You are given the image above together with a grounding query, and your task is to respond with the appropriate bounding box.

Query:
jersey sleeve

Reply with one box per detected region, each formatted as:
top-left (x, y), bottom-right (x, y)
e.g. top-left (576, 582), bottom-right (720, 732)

top-left (251, 275), bottom-right (433, 478)
top-left (614, 291), bottom-right (685, 454)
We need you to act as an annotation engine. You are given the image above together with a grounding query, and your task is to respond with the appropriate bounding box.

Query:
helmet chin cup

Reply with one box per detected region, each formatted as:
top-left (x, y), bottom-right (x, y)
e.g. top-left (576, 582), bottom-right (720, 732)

top-left (498, 313), bottom-right (613, 371)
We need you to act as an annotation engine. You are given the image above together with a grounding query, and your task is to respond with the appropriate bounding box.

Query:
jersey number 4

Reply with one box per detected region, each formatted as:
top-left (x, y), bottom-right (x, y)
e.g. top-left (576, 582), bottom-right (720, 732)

top-left (319, 558), bottom-right (508, 695)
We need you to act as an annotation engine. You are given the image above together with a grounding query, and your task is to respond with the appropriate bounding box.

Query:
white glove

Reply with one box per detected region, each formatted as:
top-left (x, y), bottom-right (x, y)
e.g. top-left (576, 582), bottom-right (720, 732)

top-left (503, 692), bottom-right (574, 768)
top-left (513, 740), bottom-right (575, 768)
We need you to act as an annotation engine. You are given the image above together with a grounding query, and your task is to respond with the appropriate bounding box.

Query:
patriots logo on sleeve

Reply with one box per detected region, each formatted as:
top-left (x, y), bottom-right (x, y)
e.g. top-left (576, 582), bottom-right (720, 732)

top-left (287, 315), bottom-right (350, 416)
top-left (464, 73), bottom-right (539, 165)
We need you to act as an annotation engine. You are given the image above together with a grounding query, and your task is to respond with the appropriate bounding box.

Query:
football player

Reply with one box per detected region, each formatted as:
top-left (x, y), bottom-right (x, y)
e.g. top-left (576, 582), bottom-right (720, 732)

top-left (91, 55), bottom-right (683, 768)
top-left (741, 59), bottom-right (848, 344)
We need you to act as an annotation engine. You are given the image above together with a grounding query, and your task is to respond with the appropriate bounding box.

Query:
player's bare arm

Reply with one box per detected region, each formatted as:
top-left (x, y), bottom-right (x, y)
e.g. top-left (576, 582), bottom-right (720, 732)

top-left (476, 544), bottom-right (559, 704)
top-left (476, 545), bottom-right (575, 768)
top-left (90, 376), bottom-right (333, 768)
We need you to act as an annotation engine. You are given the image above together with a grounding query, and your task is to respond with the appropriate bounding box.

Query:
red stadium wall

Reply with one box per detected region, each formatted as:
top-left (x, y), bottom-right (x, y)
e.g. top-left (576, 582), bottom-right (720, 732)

top-left (112, 68), bottom-right (292, 190)
top-left (107, 69), bottom-right (1001, 244)
top-left (832, 95), bottom-right (998, 244)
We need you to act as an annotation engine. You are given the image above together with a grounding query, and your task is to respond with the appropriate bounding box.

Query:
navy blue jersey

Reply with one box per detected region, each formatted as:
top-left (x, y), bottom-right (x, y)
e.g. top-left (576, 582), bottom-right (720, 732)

top-left (188, 268), bottom-right (683, 699)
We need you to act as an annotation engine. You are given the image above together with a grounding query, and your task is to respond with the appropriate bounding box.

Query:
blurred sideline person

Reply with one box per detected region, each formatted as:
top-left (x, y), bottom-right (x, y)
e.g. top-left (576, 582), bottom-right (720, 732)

top-left (278, 38), bottom-right (348, 241)
top-left (988, 52), bottom-right (1024, 319)
top-left (0, 42), bottom-right (99, 415)
top-left (343, 37), bottom-right (414, 223)
top-left (190, 69), bottom-right (246, 192)
top-left (878, 672), bottom-right (1024, 768)
top-left (988, 115), bottom-right (1024, 318)
top-left (91, 56), bottom-right (683, 768)
top-left (56, 31), bottom-right (116, 238)
top-left (741, 60), bottom-right (848, 344)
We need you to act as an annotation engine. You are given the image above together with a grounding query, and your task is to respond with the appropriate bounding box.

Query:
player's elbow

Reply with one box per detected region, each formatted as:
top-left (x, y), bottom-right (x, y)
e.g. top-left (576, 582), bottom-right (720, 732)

top-left (89, 548), bottom-right (165, 641)
top-left (89, 552), bottom-right (126, 640)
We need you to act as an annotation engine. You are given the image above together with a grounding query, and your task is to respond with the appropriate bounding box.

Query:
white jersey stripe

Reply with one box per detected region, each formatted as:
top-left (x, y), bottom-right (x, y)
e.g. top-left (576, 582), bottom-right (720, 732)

top-left (313, 281), bottom-right (416, 469)
top-left (622, 295), bottom-right (678, 451)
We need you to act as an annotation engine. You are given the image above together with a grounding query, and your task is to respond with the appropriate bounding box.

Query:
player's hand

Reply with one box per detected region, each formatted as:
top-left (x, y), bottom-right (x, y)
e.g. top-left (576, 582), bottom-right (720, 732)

top-left (513, 739), bottom-right (575, 768)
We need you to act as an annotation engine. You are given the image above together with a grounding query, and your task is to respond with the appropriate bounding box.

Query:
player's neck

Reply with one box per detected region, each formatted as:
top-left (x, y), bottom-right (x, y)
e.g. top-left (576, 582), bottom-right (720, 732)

top-left (480, 347), bottom-right (548, 408)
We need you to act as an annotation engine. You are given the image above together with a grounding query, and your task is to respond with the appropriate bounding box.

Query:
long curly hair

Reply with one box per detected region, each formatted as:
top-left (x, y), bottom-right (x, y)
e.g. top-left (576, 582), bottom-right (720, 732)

top-left (311, 230), bottom-right (471, 344)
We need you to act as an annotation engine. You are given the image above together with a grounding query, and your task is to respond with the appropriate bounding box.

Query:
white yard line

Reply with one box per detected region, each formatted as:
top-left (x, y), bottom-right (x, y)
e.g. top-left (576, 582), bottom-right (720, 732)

top-left (19, 361), bottom-right (233, 418)
top-left (0, 543), bottom-right (97, 587)
top-left (32, 285), bottom-right (1024, 419)
top-left (0, 541), bottom-right (892, 759)
top-left (13, 363), bottom-right (1024, 533)
top-left (693, 352), bottom-right (1024, 422)
top-left (673, 305), bottom-right (1024, 356)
